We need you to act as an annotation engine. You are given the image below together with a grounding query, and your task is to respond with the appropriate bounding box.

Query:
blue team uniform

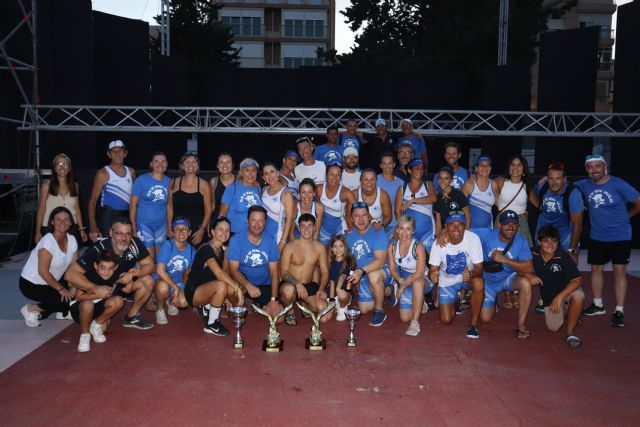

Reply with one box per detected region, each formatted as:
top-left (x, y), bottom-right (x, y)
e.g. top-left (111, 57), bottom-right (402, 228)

top-left (433, 167), bottom-right (469, 191)
top-left (535, 182), bottom-right (584, 248)
top-left (340, 134), bottom-right (362, 152)
top-left (132, 173), bottom-right (171, 248)
top-left (227, 231), bottom-right (280, 286)
top-left (155, 239), bottom-right (195, 292)
top-left (314, 144), bottom-right (343, 165)
top-left (346, 226), bottom-right (391, 303)
top-left (474, 228), bottom-right (532, 308)
top-left (221, 182), bottom-right (262, 235)
top-left (396, 135), bottom-right (426, 158)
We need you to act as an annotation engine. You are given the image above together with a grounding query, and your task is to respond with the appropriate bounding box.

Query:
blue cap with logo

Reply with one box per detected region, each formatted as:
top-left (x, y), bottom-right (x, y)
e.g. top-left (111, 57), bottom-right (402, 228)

top-left (445, 214), bottom-right (467, 225)
top-left (499, 209), bottom-right (519, 225)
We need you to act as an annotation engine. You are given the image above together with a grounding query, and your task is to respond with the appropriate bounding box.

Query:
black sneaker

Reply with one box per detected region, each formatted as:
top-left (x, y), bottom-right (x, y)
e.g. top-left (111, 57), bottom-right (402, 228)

top-left (455, 303), bottom-right (463, 316)
top-left (123, 314), bottom-right (154, 330)
top-left (196, 305), bottom-right (209, 324)
top-left (204, 319), bottom-right (229, 336)
top-left (535, 299), bottom-right (545, 314)
top-left (583, 303), bottom-right (606, 316)
top-left (610, 311), bottom-right (624, 328)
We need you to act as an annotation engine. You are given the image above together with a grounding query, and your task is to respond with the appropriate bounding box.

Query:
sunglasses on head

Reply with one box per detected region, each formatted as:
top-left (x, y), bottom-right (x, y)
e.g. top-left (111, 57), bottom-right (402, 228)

top-left (352, 202), bottom-right (368, 209)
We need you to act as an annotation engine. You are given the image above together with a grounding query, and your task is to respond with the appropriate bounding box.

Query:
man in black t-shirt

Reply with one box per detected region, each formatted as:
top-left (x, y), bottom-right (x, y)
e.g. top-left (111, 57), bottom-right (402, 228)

top-left (529, 225), bottom-right (584, 348)
top-left (66, 217), bottom-right (155, 330)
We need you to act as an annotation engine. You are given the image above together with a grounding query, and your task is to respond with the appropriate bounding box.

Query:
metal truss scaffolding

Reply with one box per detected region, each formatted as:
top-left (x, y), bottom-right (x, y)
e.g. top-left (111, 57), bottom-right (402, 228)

top-left (20, 105), bottom-right (640, 138)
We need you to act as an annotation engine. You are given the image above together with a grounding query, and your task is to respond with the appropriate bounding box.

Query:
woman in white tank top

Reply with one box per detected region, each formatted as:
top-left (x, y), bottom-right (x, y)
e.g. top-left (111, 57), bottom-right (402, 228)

top-left (494, 155), bottom-right (534, 247)
top-left (355, 170), bottom-right (392, 229)
top-left (261, 162), bottom-right (296, 251)
top-left (291, 178), bottom-right (324, 240)
top-left (462, 156), bottom-right (500, 230)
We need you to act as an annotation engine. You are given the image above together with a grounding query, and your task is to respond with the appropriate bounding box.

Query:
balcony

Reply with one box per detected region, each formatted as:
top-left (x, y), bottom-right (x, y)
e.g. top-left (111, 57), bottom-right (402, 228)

top-left (576, 0), bottom-right (616, 15)
top-left (222, 22), bottom-right (329, 41)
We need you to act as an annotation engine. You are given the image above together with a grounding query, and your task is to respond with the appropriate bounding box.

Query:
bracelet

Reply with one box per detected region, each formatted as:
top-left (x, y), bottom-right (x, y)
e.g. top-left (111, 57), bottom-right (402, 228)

top-left (270, 297), bottom-right (276, 301)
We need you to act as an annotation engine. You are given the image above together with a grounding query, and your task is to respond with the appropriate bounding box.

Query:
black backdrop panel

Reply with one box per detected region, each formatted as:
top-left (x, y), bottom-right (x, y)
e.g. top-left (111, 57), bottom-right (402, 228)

top-left (533, 138), bottom-right (593, 176)
top-left (483, 64), bottom-right (530, 111)
top-left (537, 27), bottom-right (599, 112)
top-left (151, 53), bottom-right (189, 106)
top-left (93, 12), bottom-right (150, 105)
top-left (480, 137), bottom-right (522, 173)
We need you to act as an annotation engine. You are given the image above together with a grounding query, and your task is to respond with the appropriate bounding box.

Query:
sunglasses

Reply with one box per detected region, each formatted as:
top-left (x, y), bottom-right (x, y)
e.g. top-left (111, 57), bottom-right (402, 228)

top-left (448, 210), bottom-right (464, 216)
top-left (352, 202), bottom-right (368, 209)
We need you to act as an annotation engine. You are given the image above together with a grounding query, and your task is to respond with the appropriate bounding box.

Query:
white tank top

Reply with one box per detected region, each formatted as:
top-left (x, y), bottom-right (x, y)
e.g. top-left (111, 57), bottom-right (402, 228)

top-left (403, 181), bottom-right (433, 217)
top-left (321, 184), bottom-right (345, 219)
top-left (100, 165), bottom-right (132, 209)
top-left (469, 178), bottom-right (495, 215)
top-left (497, 180), bottom-right (527, 214)
top-left (357, 187), bottom-right (383, 224)
top-left (393, 239), bottom-right (419, 274)
top-left (43, 194), bottom-right (79, 225)
top-left (281, 174), bottom-right (298, 199)
top-left (262, 186), bottom-right (287, 243)
top-left (295, 201), bottom-right (317, 228)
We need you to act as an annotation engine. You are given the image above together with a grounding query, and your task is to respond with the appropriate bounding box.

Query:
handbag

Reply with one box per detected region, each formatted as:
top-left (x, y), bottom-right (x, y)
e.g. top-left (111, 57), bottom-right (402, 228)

top-left (483, 236), bottom-right (515, 273)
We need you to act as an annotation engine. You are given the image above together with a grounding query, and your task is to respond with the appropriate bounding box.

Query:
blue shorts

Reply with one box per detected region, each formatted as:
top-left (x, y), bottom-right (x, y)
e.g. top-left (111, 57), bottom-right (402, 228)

top-left (137, 222), bottom-right (167, 248)
top-left (319, 215), bottom-right (343, 245)
top-left (399, 276), bottom-right (435, 310)
top-left (438, 282), bottom-right (467, 305)
top-left (483, 272), bottom-right (517, 308)
top-left (358, 266), bottom-right (391, 303)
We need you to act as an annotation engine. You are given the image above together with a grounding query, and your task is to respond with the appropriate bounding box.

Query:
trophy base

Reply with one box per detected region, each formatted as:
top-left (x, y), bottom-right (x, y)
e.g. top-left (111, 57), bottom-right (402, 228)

top-left (347, 340), bottom-right (357, 347)
top-left (263, 340), bottom-right (284, 352)
top-left (306, 338), bottom-right (326, 351)
top-left (233, 341), bottom-right (244, 349)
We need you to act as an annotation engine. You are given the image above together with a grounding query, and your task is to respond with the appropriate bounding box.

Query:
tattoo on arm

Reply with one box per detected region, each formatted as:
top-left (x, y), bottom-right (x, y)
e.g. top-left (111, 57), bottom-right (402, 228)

top-left (281, 272), bottom-right (301, 286)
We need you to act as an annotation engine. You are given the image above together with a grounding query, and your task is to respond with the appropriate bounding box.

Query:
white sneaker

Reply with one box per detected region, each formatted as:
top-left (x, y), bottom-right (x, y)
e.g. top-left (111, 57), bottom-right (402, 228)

top-left (21, 304), bottom-right (40, 327)
top-left (90, 320), bottom-right (107, 343)
top-left (156, 308), bottom-right (168, 325)
top-left (55, 312), bottom-right (73, 320)
top-left (167, 302), bottom-right (179, 316)
top-left (405, 320), bottom-right (421, 336)
top-left (78, 333), bottom-right (91, 352)
top-left (421, 301), bottom-right (429, 314)
top-left (336, 305), bottom-right (347, 321)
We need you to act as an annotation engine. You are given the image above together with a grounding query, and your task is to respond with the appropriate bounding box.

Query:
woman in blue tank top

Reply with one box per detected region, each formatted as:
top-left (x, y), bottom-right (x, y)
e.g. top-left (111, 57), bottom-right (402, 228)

top-left (462, 156), bottom-right (499, 230)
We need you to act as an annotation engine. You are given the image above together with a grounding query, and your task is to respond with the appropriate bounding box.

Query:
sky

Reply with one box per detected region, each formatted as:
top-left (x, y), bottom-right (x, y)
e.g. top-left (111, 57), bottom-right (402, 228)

top-left (91, 0), bottom-right (356, 54)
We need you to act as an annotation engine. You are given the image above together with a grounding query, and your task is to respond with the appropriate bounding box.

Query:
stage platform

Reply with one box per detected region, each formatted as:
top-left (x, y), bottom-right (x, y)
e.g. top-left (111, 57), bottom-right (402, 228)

top-left (1, 251), bottom-right (639, 426)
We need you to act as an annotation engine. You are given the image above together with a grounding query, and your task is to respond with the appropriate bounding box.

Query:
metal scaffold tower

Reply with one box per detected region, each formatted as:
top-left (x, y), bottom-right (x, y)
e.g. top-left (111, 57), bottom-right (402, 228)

top-left (498, 0), bottom-right (509, 66)
top-left (159, 0), bottom-right (170, 56)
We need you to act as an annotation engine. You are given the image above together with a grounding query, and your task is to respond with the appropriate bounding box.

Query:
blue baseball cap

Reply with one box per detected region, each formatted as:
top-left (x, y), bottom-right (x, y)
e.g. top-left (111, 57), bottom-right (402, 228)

top-left (374, 118), bottom-right (386, 126)
top-left (499, 210), bottom-right (519, 225)
top-left (407, 158), bottom-right (427, 169)
top-left (171, 218), bottom-right (191, 228)
top-left (283, 150), bottom-right (300, 162)
top-left (446, 214), bottom-right (467, 225)
top-left (476, 155), bottom-right (492, 166)
top-left (326, 160), bottom-right (343, 169)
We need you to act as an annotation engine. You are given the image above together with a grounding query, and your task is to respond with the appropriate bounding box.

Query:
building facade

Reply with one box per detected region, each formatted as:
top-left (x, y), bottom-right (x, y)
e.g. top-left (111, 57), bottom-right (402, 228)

top-left (215, 0), bottom-right (336, 68)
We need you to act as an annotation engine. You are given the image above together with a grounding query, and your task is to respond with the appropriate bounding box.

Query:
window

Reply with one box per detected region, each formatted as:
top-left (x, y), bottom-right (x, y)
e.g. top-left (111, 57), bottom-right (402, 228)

top-left (598, 47), bottom-right (612, 71)
top-left (284, 19), bottom-right (325, 38)
top-left (221, 15), bottom-right (261, 36)
top-left (283, 56), bottom-right (322, 68)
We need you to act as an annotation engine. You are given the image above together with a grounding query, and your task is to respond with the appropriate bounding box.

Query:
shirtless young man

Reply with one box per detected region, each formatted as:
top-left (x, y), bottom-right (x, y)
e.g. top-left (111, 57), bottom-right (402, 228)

top-left (279, 213), bottom-right (331, 325)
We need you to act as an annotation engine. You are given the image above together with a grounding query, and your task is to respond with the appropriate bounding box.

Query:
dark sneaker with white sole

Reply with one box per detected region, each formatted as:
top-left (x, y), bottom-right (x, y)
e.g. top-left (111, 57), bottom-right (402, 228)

top-left (204, 319), bottom-right (229, 336)
top-left (583, 303), bottom-right (606, 316)
top-left (610, 311), bottom-right (624, 328)
top-left (123, 314), bottom-right (154, 330)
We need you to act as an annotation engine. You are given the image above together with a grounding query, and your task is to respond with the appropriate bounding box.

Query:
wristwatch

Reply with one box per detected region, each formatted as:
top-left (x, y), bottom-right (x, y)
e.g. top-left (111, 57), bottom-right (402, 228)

top-left (568, 248), bottom-right (577, 255)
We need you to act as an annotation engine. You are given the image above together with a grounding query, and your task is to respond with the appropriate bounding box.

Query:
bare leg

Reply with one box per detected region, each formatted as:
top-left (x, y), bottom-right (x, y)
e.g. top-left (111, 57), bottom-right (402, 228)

top-left (78, 301), bottom-right (95, 333)
top-left (566, 293), bottom-right (584, 336)
top-left (590, 264), bottom-right (605, 300)
top-left (512, 276), bottom-right (532, 331)
top-left (612, 264), bottom-right (628, 307)
top-left (128, 276), bottom-right (153, 318)
top-left (468, 277), bottom-right (484, 327)
top-left (411, 280), bottom-right (426, 322)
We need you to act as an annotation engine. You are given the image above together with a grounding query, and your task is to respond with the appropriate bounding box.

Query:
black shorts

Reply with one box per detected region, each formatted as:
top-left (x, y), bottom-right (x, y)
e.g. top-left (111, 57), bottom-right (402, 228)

top-left (70, 300), bottom-right (106, 323)
top-left (588, 239), bottom-right (631, 265)
top-left (248, 285), bottom-right (274, 308)
top-left (97, 206), bottom-right (129, 237)
top-left (303, 282), bottom-right (320, 297)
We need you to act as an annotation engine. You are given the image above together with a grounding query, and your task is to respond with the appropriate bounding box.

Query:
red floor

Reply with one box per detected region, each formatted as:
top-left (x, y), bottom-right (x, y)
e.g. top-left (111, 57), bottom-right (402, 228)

top-left (1, 273), bottom-right (639, 426)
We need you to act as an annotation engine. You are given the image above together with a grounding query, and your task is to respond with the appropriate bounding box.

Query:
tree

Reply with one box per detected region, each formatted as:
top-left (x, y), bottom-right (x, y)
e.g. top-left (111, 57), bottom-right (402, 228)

top-left (153, 0), bottom-right (239, 66)
top-left (339, 0), bottom-right (577, 72)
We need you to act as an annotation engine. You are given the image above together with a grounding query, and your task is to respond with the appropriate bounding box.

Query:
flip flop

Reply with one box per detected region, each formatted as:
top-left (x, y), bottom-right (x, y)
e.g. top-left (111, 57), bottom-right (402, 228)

top-left (566, 335), bottom-right (582, 348)
top-left (516, 329), bottom-right (530, 339)
top-left (285, 313), bottom-right (297, 326)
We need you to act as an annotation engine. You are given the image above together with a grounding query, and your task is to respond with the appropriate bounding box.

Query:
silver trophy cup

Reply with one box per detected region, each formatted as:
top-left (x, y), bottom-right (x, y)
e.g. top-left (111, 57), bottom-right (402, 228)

top-left (229, 306), bottom-right (248, 349)
top-left (345, 308), bottom-right (361, 347)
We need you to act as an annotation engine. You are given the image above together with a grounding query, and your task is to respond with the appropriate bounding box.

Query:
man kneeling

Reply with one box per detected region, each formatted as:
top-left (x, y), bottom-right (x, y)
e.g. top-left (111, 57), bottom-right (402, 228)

top-left (530, 225), bottom-right (585, 348)
top-left (70, 251), bottom-right (129, 352)
top-left (280, 214), bottom-right (331, 325)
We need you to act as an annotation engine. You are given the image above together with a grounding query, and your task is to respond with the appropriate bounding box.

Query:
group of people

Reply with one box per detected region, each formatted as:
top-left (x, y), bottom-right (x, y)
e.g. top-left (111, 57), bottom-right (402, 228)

top-left (19, 120), bottom-right (640, 353)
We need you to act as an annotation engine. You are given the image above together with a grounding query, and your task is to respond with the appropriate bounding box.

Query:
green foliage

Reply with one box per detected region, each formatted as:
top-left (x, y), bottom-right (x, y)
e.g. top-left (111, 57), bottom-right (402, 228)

top-left (153, 0), bottom-right (239, 66)
top-left (339, 0), bottom-right (577, 72)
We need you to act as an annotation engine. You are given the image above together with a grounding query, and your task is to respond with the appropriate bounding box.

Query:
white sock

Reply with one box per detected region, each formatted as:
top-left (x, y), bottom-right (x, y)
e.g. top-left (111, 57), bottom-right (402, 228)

top-left (90, 320), bottom-right (101, 329)
top-left (593, 298), bottom-right (603, 307)
top-left (205, 304), bottom-right (212, 311)
top-left (208, 306), bottom-right (221, 324)
top-left (615, 306), bottom-right (624, 314)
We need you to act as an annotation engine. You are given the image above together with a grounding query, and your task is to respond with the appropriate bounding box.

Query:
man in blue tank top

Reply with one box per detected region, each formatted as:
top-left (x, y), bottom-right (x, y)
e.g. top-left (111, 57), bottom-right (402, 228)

top-left (88, 140), bottom-right (137, 241)
top-left (577, 154), bottom-right (640, 327)
top-left (346, 202), bottom-right (393, 326)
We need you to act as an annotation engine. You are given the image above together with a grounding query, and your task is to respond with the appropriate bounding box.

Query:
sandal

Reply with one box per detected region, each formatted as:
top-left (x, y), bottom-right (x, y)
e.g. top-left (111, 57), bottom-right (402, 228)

top-left (285, 313), bottom-right (297, 326)
top-left (566, 335), bottom-right (582, 348)
top-left (516, 329), bottom-right (530, 339)
top-left (503, 301), bottom-right (514, 310)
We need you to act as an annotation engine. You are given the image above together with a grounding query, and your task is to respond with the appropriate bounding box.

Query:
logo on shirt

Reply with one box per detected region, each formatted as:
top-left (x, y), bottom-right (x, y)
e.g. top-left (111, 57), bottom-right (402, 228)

top-left (453, 177), bottom-right (465, 190)
top-left (588, 189), bottom-right (613, 209)
top-left (445, 252), bottom-right (467, 276)
top-left (342, 136), bottom-right (359, 149)
top-left (550, 263), bottom-right (562, 273)
top-left (167, 255), bottom-right (189, 274)
top-left (147, 185), bottom-right (167, 203)
top-left (244, 249), bottom-right (268, 267)
top-left (449, 202), bottom-right (460, 211)
top-left (325, 151), bottom-right (340, 162)
top-left (543, 197), bottom-right (561, 213)
top-left (351, 240), bottom-right (371, 260)
top-left (240, 192), bottom-right (259, 208)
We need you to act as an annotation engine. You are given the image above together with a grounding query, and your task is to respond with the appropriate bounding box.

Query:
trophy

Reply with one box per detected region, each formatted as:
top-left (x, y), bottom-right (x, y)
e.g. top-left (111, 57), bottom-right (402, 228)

top-left (229, 306), bottom-right (248, 349)
top-left (296, 300), bottom-right (336, 351)
top-left (252, 303), bottom-right (293, 352)
top-left (345, 308), bottom-right (361, 347)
